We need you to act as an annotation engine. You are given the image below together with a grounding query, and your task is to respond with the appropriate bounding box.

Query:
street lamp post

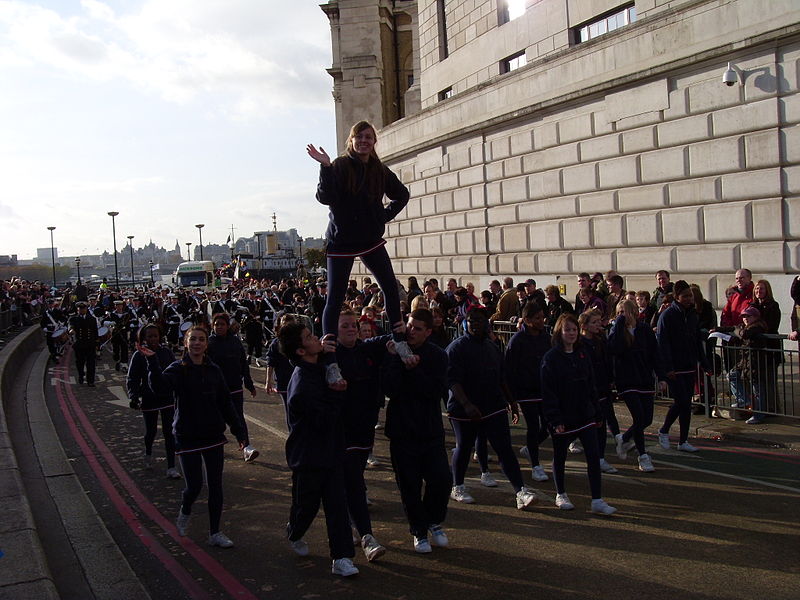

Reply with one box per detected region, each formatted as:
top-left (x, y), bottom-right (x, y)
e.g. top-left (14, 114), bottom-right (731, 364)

top-left (149, 259), bottom-right (155, 286)
top-left (186, 242), bottom-right (192, 261)
top-left (74, 257), bottom-right (81, 283)
top-left (255, 232), bottom-right (262, 273)
top-left (108, 211), bottom-right (120, 290)
top-left (46, 226), bottom-right (56, 289)
top-left (195, 224), bottom-right (205, 260)
top-left (127, 235), bottom-right (135, 285)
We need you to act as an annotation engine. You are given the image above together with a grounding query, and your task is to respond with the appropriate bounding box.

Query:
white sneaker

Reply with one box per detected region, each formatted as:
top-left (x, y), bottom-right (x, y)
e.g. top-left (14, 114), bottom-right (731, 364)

top-left (207, 532), bottom-right (234, 548)
top-left (638, 453), bottom-right (655, 472)
top-left (428, 524), bottom-right (448, 548)
top-left (290, 538), bottom-right (309, 556)
top-left (590, 498), bottom-right (617, 516)
top-left (531, 465), bottom-right (549, 482)
top-left (677, 441), bottom-right (699, 452)
top-left (413, 536), bottom-right (432, 553)
top-left (366, 453), bottom-right (380, 466)
top-left (599, 458), bottom-right (618, 474)
top-left (658, 432), bottom-right (670, 450)
top-left (520, 446), bottom-right (530, 459)
top-left (516, 487), bottom-right (538, 510)
top-left (176, 510), bottom-right (190, 536)
top-left (361, 534), bottom-right (386, 562)
top-left (166, 467), bottom-right (182, 479)
top-left (568, 440), bottom-right (583, 454)
top-left (243, 445), bottom-right (259, 462)
top-left (480, 472), bottom-right (498, 487)
top-left (450, 484), bottom-right (474, 503)
top-left (555, 493), bottom-right (574, 510)
top-left (394, 340), bottom-right (415, 360)
top-left (614, 433), bottom-right (626, 459)
top-left (374, 421), bottom-right (383, 430)
top-left (331, 557), bottom-right (359, 576)
top-left (325, 363), bottom-right (345, 386)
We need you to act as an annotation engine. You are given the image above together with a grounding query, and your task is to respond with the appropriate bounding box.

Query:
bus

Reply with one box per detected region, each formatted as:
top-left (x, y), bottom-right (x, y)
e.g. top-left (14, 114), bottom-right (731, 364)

top-left (173, 261), bottom-right (216, 291)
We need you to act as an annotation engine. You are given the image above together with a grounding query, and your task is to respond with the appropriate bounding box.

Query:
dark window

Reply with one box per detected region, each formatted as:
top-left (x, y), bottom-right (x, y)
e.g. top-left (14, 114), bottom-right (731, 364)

top-left (437, 0), bottom-right (448, 60)
top-left (500, 50), bottom-right (527, 74)
top-left (575, 4), bottom-right (636, 44)
top-left (438, 87), bottom-right (453, 101)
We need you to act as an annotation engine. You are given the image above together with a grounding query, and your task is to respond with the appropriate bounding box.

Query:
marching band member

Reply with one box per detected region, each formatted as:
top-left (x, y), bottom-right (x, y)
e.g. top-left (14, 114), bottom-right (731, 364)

top-left (69, 301), bottom-right (98, 386)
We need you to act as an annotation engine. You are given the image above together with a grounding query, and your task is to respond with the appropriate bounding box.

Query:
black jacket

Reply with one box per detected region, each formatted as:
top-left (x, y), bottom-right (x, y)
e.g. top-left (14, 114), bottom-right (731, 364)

top-left (127, 346), bottom-right (174, 411)
top-left (504, 327), bottom-right (551, 400)
top-left (656, 302), bottom-right (710, 374)
top-left (540, 346), bottom-right (600, 431)
top-left (608, 315), bottom-right (664, 392)
top-left (207, 332), bottom-right (255, 393)
top-left (338, 335), bottom-right (391, 446)
top-left (317, 153), bottom-right (409, 254)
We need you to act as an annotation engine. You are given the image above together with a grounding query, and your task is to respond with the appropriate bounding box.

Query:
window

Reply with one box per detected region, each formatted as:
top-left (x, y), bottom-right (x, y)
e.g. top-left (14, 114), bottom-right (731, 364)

top-left (438, 87), bottom-right (453, 101)
top-left (498, 0), bottom-right (526, 25)
top-left (437, 0), bottom-right (448, 60)
top-left (500, 51), bottom-right (527, 74)
top-left (575, 4), bottom-right (636, 43)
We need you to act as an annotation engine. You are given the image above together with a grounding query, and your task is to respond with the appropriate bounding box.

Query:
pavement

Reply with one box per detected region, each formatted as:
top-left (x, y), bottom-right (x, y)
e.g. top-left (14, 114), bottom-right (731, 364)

top-left (1, 325), bottom-right (799, 599)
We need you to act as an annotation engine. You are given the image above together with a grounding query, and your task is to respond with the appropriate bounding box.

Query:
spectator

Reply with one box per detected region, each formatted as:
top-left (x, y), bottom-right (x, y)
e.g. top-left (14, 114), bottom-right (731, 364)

top-left (574, 273), bottom-right (593, 313)
top-left (720, 269), bottom-right (755, 327)
top-left (635, 291), bottom-right (656, 325)
top-left (651, 270), bottom-right (674, 309)
top-left (544, 284), bottom-right (574, 332)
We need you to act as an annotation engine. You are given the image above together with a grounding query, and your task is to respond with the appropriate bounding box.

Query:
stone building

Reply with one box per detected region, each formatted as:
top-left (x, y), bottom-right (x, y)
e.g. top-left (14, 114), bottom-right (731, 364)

top-left (321, 0), bottom-right (800, 325)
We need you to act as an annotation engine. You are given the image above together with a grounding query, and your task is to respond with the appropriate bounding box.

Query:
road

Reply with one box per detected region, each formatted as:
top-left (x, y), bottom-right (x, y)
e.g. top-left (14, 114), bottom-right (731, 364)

top-left (45, 346), bottom-right (800, 600)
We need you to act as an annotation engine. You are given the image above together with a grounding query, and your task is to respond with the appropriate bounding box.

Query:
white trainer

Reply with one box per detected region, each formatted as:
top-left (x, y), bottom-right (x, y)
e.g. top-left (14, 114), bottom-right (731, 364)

top-left (677, 441), bottom-right (699, 452)
top-left (516, 487), bottom-right (538, 510)
top-left (413, 536), bottom-right (432, 553)
top-left (243, 445), bottom-right (259, 462)
top-left (590, 498), bottom-right (617, 516)
top-left (615, 433), bottom-right (627, 460)
top-left (638, 453), bottom-right (655, 472)
top-left (520, 446), bottom-right (530, 459)
top-left (428, 524), bottom-right (449, 548)
top-left (568, 440), bottom-right (583, 454)
top-left (658, 432), bottom-right (670, 450)
top-left (166, 467), bottom-right (182, 479)
top-left (480, 472), bottom-right (498, 487)
top-left (207, 532), bottom-right (234, 548)
top-left (555, 493), bottom-right (574, 510)
top-left (599, 458), bottom-right (618, 474)
top-left (331, 557), bottom-right (359, 576)
top-left (176, 510), bottom-right (190, 536)
top-left (361, 534), bottom-right (386, 562)
top-left (450, 484), bottom-right (474, 503)
top-left (531, 465), bottom-right (549, 482)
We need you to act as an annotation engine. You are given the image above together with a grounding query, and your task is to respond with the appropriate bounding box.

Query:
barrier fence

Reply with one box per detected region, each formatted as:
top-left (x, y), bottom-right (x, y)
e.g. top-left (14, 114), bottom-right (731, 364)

top-left (0, 308), bottom-right (13, 335)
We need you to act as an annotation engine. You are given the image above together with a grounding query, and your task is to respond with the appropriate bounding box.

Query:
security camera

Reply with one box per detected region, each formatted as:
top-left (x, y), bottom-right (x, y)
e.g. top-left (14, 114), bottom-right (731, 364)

top-left (722, 62), bottom-right (743, 87)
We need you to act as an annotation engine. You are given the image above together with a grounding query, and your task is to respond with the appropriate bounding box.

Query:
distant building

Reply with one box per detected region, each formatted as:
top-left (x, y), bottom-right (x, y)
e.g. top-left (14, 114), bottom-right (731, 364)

top-left (36, 247), bottom-right (58, 265)
top-left (0, 255), bottom-right (18, 267)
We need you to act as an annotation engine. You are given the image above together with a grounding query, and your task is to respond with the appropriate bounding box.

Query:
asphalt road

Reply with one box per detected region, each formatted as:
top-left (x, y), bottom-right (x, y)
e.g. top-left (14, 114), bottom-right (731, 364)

top-left (46, 346), bottom-right (800, 600)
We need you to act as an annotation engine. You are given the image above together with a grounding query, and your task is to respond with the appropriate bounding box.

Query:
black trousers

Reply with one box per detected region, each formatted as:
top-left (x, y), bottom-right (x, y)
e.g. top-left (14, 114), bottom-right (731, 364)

top-left (179, 445), bottom-right (225, 535)
top-left (112, 335), bottom-right (128, 365)
top-left (143, 407), bottom-right (176, 468)
top-left (343, 448), bottom-right (372, 537)
top-left (390, 437), bottom-right (451, 539)
top-left (74, 342), bottom-right (96, 384)
top-left (288, 465), bottom-right (354, 560)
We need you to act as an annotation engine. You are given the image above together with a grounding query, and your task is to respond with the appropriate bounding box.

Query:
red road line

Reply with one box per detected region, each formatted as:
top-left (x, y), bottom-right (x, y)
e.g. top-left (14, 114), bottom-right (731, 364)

top-left (55, 350), bottom-right (259, 600)
top-left (52, 358), bottom-right (211, 600)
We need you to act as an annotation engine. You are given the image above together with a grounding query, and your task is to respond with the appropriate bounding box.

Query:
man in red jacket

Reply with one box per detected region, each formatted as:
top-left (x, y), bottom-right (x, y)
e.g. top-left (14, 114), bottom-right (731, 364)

top-left (720, 269), bottom-right (754, 327)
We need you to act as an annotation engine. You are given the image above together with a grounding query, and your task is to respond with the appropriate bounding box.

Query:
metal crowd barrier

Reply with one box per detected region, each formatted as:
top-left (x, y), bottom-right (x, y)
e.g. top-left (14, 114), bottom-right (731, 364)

top-left (0, 308), bottom-right (12, 335)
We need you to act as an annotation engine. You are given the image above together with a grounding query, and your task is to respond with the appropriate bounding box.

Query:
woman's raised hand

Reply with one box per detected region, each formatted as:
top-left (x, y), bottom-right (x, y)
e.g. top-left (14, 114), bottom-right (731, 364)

top-left (306, 144), bottom-right (331, 167)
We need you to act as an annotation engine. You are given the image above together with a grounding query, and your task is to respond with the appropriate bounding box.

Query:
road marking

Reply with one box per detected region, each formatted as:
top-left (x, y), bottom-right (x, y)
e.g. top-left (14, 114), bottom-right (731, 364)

top-left (656, 458), bottom-right (800, 494)
top-left (106, 385), bottom-right (130, 408)
top-left (245, 414), bottom-right (288, 440)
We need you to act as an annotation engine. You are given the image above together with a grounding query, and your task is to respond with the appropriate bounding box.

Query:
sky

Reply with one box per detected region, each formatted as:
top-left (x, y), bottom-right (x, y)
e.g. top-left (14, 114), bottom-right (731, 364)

top-left (0, 0), bottom-right (336, 259)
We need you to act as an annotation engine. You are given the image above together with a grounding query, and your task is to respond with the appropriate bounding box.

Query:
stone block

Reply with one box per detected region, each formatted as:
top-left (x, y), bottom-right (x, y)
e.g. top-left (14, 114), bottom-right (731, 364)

top-left (393, 237), bottom-right (406, 258)
top-left (562, 163), bottom-right (598, 195)
top-left (412, 218), bottom-right (425, 234)
top-left (405, 197), bottom-right (422, 219)
top-left (785, 165), bottom-right (800, 195)
top-left (676, 243), bottom-right (738, 273)
top-left (418, 258), bottom-right (437, 274)
top-left (713, 98), bottom-right (779, 137)
top-left (426, 215), bottom-right (445, 232)
top-left (436, 257), bottom-right (452, 274)
top-left (504, 157), bottom-right (523, 177)
top-left (516, 252), bottom-right (536, 274)
top-left (528, 170), bottom-right (562, 199)
top-left (578, 190), bottom-right (616, 216)
top-left (409, 180), bottom-right (426, 198)
top-left (474, 229), bottom-right (488, 253)
top-left (441, 231), bottom-right (457, 255)
top-left (487, 205), bottom-right (518, 226)
top-left (456, 230), bottom-right (475, 253)
top-left (437, 171), bottom-right (459, 191)
top-left (510, 130), bottom-right (534, 155)
top-left (399, 221), bottom-right (412, 236)
top-left (668, 177), bottom-right (720, 207)
top-left (486, 181), bottom-right (502, 206)
top-left (751, 198), bottom-right (784, 240)
top-left (460, 165), bottom-right (485, 186)
top-left (663, 87), bottom-right (689, 121)
top-left (539, 143), bottom-right (580, 171)
top-left (640, 146), bottom-right (688, 183)
top-left (703, 202), bottom-right (751, 243)
top-left (470, 185), bottom-right (486, 208)
top-left (740, 241), bottom-right (791, 274)
top-left (489, 136), bottom-right (511, 161)
top-left (622, 127), bottom-right (657, 154)
top-left (607, 79), bottom-right (669, 122)
top-left (420, 195), bottom-right (437, 217)
top-left (470, 143), bottom-right (485, 166)
top-left (786, 196), bottom-right (800, 238)
top-left (445, 212), bottom-right (467, 229)
top-left (533, 121), bottom-right (559, 149)
top-left (503, 224), bottom-right (530, 252)
top-left (519, 196), bottom-right (578, 221)
top-left (626, 211), bottom-right (661, 247)
top-left (537, 251), bottom-right (571, 273)
top-left (486, 161), bottom-right (504, 182)
top-left (618, 184), bottom-right (667, 211)
top-left (614, 111), bottom-right (662, 131)
top-left (592, 214), bottom-right (624, 248)
top-left (661, 207), bottom-right (704, 245)
top-left (453, 187), bottom-right (470, 211)
top-left (561, 217), bottom-right (592, 250)
top-left (446, 147), bottom-right (471, 171)
top-left (688, 136), bottom-right (744, 176)
top-left (470, 255), bottom-right (490, 275)
top-left (452, 256), bottom-right (471, 274)
top-left (657, 114), bottom-right (712, 147)
top-left (688, 78), bottom-right (740, 114)
top-left (559, 113), bottom-right (594, 143)
top-left (580, 134), bottom-right (621, 162)
top-left (593, 110), bottom-right (615, 136)
top-left (616, 247), bottom-right (673, 274)
top-left (424, 177), bottom-right (438, 194)
top-left (501, 176), bottom-right (528, 204)
top-left (465, 209), bottom-right (486, 228)
top-left (785, 124), bottom-right (800, 164)
top-left (571, 249), bottom-right (615, 274)
top-left (598, 155), bottom-right (639, 189)
top-left (720, 168), bottom-right (782, 202)
top-left (416, 147), bottom-right (444, 172)
top-left (436, 190), bottom-right (454, 213)
top-left (745, 130), bottom-right (780, 170)
top-left (407, 236), bottom-right (422, 256)
top-left (528, 221), bottom-right (562, 251)
top-left (781, 93), bottom-right (800, 126)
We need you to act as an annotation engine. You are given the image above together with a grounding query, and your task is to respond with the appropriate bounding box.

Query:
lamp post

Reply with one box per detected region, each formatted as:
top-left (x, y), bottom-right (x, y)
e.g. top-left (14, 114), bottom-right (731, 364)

top-left (195, 224), bottom-right (205, 260)
top-left (107, 211), bottom-right (120, 290)
top-left (186, 242), bottom-right (192, 261)
top-left (149, 259), bottom-right (155, 286)
top-left (46, 226), bottom-right (56, 289)
top-left (255, 232), bottom-right (262, 272)
top-left (74, 257), bottom-right (81, 283)
top-left (127, 235), bottom-right (135, 285)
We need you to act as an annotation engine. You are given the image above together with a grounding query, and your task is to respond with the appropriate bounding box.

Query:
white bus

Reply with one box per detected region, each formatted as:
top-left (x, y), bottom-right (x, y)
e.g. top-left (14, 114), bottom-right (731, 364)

top-left (173, 261), bottom-right (216, 291)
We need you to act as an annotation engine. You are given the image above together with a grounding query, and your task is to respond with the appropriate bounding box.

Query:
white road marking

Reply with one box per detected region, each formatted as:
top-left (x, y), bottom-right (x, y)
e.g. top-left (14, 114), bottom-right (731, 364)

top-left (245, 414), bottom-right (288, 440)
top-left (106, 385), bottom-right (130, 407)
top-left (656, 458), bottom-right (800, 494)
